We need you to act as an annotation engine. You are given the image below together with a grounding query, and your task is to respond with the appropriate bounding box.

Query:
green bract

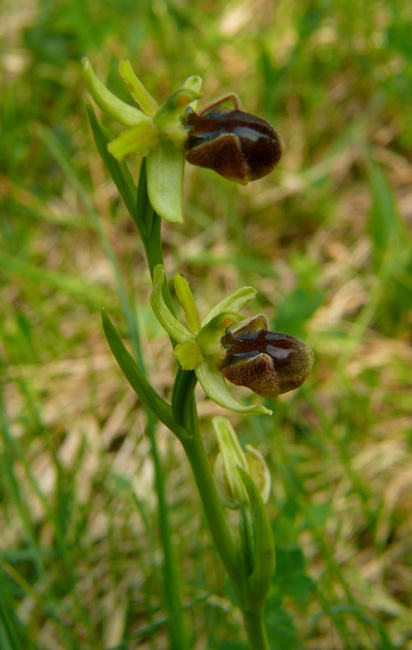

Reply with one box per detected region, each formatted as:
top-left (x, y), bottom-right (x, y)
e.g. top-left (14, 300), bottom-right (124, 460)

top-left (213, 416), bottom-right (271, 508)
top-left (82, 57), bottom-right (202, 224)
top-left (149, 265), bottom-right (272, 416)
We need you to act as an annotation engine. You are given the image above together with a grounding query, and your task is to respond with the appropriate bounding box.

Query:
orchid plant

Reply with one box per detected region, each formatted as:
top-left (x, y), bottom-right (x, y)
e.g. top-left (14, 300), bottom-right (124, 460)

top-left (83, 57), bottom-right (314, 650)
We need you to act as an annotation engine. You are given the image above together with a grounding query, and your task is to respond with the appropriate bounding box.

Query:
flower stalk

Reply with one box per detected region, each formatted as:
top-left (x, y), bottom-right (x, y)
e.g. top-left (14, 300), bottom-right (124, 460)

top-left (84, 58), bottom-right (314, 650)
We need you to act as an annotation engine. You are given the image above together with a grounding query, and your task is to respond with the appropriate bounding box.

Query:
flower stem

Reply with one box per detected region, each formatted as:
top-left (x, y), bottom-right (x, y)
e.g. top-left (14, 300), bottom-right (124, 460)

top-left (180, 403), bottom-right (247, 607)
top-left (136, 161), bottom-right (189, 649)
top-left (243, 609), bottom-right (270, 650)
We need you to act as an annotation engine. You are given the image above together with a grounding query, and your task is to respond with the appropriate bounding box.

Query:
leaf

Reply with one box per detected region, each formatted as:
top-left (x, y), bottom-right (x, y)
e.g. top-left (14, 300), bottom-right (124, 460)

top-left (85, 102), bottom-right (137, 221)
top-left (101, 309), bottom-right (187, 440)
top-left (364, 153), bottom-right (404, 260)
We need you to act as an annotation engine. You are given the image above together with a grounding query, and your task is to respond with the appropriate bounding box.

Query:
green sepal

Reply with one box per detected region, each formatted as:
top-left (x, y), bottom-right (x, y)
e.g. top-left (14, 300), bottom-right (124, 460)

top-left (101, 309), bottom-right (188, 440)
top-left (82, 57), bottom-right (147, 128)
top-left (195, 356), bottom-right (272, 416)
top-left (150, 266), bottom-right (192, 343)
top-left (119, 60), bottom-right (158, 116)
top-left (174, 273), bottom-right (201, 334)
top-left (202, 286), bottom-right (258, 326)
top-left (237, 467), bottom-right (275, 611)
top-left (85, 102), bottom-right (137, 221)
top-left (107, 121), bottom-right (160, 160)
top-left (173, 340), bottom-right (203, 370)
top-left (146, 140), bottom-right (185, 223)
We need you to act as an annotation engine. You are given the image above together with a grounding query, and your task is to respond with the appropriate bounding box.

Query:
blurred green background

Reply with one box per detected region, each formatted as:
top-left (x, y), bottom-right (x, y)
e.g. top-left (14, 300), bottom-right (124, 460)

top-left (1, 0), bottom-right (412, 648)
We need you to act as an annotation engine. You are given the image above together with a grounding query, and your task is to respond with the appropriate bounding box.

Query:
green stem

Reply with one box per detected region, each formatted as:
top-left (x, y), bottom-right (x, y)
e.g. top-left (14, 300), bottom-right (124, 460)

top-left (135, 158), bottom-right (270, 650)
top-left (134, 161), bottom-right (189, 650)
top-left (171, 367), bottom-right (198, 425)
top-left (179, 402), bottom-right (246, 608)
top-left (243, 610), bottom-right (269, 650)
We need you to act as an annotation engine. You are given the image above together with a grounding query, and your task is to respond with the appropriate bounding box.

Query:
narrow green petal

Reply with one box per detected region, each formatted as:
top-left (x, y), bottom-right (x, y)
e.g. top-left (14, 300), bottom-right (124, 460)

top-left (195, 356), bottom-right (272, 416)
top-left (82, 57), bottom-right (147, 128)
top-left (107, 122), bottom-right (160, 160)
top-left (150, 266), bottom-right (192, 343)
top-left (147, 140), bottom-right (185, 223)
top-left (173, 340), bottom-right (203, 370)
top-left (119, 60), bottom-right (158, 116)
top-left (202, 287), bottom-right (257, 326)
top-left (183, 75), bottom-right (203, 112)
top-left (174, 273), bottom-right (201, 334)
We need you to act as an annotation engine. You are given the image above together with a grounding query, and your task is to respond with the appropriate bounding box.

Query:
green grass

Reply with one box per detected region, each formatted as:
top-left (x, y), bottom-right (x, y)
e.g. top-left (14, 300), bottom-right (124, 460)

top-left (2, 0), bottom-right (412, 648)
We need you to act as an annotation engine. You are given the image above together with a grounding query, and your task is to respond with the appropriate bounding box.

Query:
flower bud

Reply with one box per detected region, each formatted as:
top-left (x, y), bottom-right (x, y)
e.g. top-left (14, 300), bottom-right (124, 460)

top-left (213, 417), bottom-right (271, 509)
top-left (183, 95), bottom-right (282, 185)
top-left (219, 315), bottom-right (314, 400)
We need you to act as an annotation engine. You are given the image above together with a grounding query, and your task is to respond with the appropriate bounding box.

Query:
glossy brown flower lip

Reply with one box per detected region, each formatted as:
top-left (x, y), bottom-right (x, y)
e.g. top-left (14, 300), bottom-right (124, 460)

top-left (219, 316), bottom-right (314, 400)
top-left (183, 95), bottom-right (282, 184)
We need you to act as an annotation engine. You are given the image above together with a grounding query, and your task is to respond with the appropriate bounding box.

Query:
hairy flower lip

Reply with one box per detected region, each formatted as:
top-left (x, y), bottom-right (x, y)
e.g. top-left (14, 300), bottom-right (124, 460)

top-left (219, 316), bottom-right (314, 400)
top-left (183, 95), bottom-right (282, 184)
top-left (150, 266), bottom-right (272, 416)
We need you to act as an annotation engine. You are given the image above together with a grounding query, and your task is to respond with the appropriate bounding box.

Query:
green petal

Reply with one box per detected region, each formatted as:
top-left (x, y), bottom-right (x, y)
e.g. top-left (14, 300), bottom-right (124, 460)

top-left (195, 356), bottom-right (272, 416)
top-left (82, 57), bottom-right (147, 128)
top-left (150, 266), bottom-right (192, 343)
top-left (174, 273), bottom-right (201, 334)
top-left (146, 140), bottom-right (185, 223)
top-left (202, 286), bottom-right (257, 326)
top-left (183, 75), bottom-right (203, 112)
top-left (173, 340), bottom-right (203, 370)
top-left (119, 60), bottom-right (158, 116)
top-left (107, 121), bottom-right (160, 160)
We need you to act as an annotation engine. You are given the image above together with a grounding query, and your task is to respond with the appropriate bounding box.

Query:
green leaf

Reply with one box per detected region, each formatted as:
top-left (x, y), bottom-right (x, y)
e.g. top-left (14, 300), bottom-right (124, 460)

top-left (101, 309), bottom-right (187, 440)
top-left (238, 467), bottom-right (275, 611)
top-left (85, 102), bottom-right (137, 221)
top-left (146, 140), bottom-right (185, 223)
top-left (364, 153), bottom-right (404, 260)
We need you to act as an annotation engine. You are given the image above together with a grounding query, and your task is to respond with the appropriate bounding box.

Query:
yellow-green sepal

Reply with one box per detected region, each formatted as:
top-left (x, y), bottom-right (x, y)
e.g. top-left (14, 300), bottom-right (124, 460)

top-left (147, 140), bottom-right (185, 223)
top-left (195, 356), bottom-right (272, 416)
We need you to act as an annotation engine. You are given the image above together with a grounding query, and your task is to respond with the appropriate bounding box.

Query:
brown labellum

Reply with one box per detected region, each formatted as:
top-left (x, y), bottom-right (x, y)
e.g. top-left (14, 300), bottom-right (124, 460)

top-left (219, 315), bottom-right (314, 400)
top-left (183, 95), bottom-right (282, 185)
